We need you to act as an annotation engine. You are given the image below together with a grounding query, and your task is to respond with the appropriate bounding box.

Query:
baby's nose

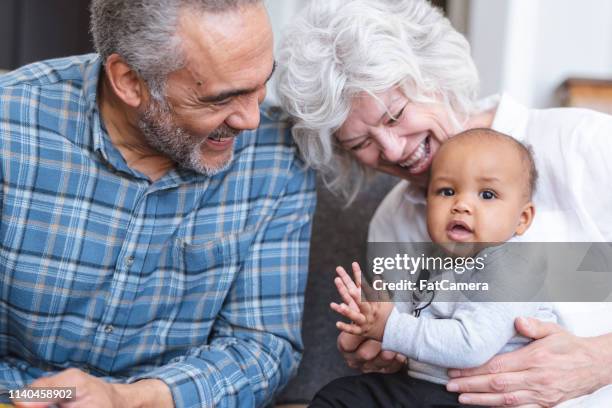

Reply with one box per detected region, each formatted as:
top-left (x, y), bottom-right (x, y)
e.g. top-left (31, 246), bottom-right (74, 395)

top-left (451, 198), bottom-right (472, 214)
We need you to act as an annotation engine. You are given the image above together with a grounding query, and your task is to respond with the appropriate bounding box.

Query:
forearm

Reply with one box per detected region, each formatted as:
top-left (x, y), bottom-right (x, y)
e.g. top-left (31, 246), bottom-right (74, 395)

top-left (115, 379), bottom-right (173, 408)
top-left (383, 309), bottom-right (503, 368)
top-left (127, 331), bottom-right (300, 407)
top-left (383, 303), bottom-right (535, 368)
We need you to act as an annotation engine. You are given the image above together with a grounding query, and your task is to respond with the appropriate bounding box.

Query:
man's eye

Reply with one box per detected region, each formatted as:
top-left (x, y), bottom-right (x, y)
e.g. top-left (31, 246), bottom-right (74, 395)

top-left (438, 188), bottom-right (454, 197)
top-left (480, 190), bottom-right (496, 200)
top-left (350, 139), bottom-right (372, 151)
top-left (387, 104), bottom-right (407, 125)
top-left (211, 99), bottom-right (232, 107)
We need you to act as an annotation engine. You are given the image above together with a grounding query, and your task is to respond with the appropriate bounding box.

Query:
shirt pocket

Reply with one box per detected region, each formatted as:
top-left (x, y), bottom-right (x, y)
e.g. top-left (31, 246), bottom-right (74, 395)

top-left (175, 226), bottom-right (257, 275)
top-left (176, 236), bottom-right (230, 275)
top-left (173, 233), bottom-right (240, 302)
top-left (158, 228), bottom-right (257, 349)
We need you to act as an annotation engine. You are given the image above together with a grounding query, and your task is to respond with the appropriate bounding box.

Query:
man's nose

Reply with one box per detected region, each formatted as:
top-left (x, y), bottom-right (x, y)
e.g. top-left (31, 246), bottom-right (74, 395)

top-left (226, 95), bottom-right (261, 131)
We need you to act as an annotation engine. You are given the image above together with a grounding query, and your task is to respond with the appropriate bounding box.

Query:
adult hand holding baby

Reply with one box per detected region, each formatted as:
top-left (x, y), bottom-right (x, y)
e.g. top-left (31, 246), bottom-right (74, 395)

top-left (446, 317), bottom-right (610, 407)
top-left (337, 334), bottom-right (406, 374)
top-left (336, 316), bottom-right (601, 407)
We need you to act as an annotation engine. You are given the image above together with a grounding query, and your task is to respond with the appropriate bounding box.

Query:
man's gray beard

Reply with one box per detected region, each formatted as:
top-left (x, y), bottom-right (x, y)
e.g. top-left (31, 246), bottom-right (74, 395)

top-left (137, 97), bottom-right (238, 176)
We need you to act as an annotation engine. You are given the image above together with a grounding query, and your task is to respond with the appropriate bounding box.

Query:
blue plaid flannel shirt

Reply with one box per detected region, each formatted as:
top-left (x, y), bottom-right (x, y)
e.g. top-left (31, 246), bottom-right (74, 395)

top-left (0, 54), bottom-right (316, 407)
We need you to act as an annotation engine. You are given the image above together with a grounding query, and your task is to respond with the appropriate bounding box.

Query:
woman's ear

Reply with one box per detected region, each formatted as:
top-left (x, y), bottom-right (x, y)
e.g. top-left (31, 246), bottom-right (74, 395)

top-left (515, 202), bottom-right (535, 236)
top-left (103, 54), bottom-right (146, 108)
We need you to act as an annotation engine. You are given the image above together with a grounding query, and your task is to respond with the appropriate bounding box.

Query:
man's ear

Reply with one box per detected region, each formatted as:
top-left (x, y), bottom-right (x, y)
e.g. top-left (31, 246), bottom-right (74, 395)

top-left (103, 54), bottom-right (146, 108)
top-left (515, 201), bottom-right (535, 236)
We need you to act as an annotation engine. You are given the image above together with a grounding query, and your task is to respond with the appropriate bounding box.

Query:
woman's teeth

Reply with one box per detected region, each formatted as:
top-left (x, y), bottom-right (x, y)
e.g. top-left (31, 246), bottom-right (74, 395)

top-left (399, 136), bottom-right (430, 170)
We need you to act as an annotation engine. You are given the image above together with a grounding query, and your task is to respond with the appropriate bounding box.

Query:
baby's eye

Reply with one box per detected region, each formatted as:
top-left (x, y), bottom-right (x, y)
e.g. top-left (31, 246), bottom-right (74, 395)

top-left (480, 190), bottom-right (497, 200)
top-left (437, 188), bottom-right (454, 197)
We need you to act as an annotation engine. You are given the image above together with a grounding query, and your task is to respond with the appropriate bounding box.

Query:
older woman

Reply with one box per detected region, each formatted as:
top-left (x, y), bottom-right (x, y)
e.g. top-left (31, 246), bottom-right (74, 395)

top-left (276, 0), bottom-right (612, 407)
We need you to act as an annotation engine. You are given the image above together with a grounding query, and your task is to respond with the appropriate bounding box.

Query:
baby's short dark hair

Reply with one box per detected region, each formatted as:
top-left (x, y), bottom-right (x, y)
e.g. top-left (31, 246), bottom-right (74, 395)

top-left (443, 128), bottom-right (538, 199)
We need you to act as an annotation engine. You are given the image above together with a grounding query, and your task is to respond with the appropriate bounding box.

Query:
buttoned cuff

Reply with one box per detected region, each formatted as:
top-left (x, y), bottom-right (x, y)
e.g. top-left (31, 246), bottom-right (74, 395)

top-left (128, 359), bottom-right (219, 408)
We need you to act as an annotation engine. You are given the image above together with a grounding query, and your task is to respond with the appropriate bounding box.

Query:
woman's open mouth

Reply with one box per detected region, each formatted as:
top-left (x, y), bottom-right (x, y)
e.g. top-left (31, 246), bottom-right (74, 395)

top-left (398, 134), bottom-right (432, 175)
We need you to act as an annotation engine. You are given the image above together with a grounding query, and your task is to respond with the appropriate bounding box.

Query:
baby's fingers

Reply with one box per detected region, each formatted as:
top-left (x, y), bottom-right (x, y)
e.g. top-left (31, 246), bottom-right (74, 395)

top-left (330, 302), bottom-right (366, 324)
top-left (336, 266), bottom-right (360, 295)
top-left (336, 321), bottom-right (364, 336)
top-left (351, 262), bottom-right (363, 288)
top-left (330, 301), bottom-right (352, 319)
top-left (334, 277), bottom-right (359, 311)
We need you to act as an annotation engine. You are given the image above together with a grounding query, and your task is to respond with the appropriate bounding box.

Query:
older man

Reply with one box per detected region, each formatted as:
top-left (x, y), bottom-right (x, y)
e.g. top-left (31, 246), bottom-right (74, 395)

top-left (0, 1), bottom-right (315, 407)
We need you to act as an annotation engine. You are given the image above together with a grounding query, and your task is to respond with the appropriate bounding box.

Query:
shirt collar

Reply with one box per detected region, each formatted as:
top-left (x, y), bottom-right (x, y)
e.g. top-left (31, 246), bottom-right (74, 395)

top-left (82, 55), bottom-right (142, 179)
top-left (83, 55), bottom-right (209, 185)
top-left (490, 93), bottom-right (530, 142)
top-left (81, 55), bottom-right (109, 160)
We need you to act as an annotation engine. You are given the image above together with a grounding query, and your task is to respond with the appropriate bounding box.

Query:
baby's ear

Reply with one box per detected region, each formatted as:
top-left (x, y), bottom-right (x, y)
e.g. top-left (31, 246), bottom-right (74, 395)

top-left (515, 202), bottom-right (535, 236)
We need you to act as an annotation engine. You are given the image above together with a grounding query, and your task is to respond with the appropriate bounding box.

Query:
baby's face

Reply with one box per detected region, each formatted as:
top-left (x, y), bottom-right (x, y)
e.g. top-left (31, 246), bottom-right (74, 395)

top-left (426, 136), bottom-right (533, 245)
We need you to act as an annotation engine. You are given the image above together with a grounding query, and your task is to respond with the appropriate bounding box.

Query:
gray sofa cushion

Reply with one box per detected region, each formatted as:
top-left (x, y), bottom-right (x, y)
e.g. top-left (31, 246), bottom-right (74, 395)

top-left (277, 174), bottom-right (398, 404)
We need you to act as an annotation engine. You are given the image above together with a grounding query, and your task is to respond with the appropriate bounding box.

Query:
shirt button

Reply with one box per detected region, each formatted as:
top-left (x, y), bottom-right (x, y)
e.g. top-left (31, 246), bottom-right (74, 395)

top-left (104, 325), bottom-right (114, 334)
top-left (125, 256), bottom-right (135, 267)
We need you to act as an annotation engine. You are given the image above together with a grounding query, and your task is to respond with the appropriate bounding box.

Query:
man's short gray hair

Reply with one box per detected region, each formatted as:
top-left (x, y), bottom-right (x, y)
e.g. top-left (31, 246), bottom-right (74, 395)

top-left (276, 0), bottom-right (480, 202)
top-left (90, 0), bottom-right (262, 100)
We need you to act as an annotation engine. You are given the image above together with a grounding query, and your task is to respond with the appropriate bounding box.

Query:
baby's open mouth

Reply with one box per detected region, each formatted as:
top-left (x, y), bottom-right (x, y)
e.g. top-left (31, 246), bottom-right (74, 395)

top-left (446, 220), bottom-right (474, 241)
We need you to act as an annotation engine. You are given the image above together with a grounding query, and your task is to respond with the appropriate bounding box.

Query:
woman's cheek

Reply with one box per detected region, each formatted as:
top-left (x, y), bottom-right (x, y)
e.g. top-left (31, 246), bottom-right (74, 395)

top-left (354, 150), bottom-right (379, 169)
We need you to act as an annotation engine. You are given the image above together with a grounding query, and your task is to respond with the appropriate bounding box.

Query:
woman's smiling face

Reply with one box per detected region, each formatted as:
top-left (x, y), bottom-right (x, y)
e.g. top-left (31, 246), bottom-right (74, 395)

top-left (335, 88), bottom-right (456, 186)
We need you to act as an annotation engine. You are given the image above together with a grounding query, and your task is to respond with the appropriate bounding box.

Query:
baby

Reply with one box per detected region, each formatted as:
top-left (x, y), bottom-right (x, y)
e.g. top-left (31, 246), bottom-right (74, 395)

top-left (331, 128), bottom-right (557, 402)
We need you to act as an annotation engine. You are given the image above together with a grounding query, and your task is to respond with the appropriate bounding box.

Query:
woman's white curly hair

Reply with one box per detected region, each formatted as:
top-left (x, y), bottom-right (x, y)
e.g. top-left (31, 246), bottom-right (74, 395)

top-left (276, 0), bottom-right (479, 202)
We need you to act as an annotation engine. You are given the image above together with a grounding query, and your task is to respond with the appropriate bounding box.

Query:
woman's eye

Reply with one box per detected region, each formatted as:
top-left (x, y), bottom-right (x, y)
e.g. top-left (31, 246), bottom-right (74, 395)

top-left (387, 105), bottom-right (407, 125)
top-left (350, 139), bottom-right (372, 151)
top-left (437, 188), bottom-right (454, 197)
top-left (480, 190), bottom-right (497, 200)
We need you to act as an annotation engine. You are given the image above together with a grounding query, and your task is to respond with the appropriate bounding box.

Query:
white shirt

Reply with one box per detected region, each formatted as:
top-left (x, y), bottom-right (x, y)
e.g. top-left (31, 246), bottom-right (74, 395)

top-left (369, 93), bottom-right (612, 337)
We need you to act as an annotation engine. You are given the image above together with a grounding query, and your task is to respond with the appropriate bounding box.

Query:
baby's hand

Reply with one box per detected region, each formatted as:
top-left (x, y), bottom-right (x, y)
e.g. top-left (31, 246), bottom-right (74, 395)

top-left (330, 262), bottom-right (393, 341)
top-left (332, 263), bottom-right (361, 312)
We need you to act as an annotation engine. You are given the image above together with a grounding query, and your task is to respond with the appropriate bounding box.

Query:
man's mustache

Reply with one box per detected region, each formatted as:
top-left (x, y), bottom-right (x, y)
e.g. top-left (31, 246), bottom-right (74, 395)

top-left (207, 126), bottom-right (240, 141)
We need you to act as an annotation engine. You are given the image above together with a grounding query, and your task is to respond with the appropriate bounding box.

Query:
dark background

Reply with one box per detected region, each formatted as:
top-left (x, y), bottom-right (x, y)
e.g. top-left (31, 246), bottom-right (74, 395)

top-left (0, 0), bottom-right (447, 71)
top-left (0, 0), bottom-right (93, 70)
